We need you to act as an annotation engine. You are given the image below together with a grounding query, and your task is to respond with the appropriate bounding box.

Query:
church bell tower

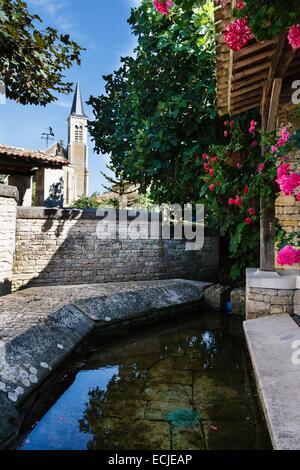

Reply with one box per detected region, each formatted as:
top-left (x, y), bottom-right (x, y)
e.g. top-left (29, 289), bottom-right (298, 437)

top-left (68, 81), bottom-right (89, 199)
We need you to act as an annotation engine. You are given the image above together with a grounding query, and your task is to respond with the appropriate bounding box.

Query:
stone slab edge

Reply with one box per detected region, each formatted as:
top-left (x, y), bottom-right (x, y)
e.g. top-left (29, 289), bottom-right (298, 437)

top-left (244, 315), bottom-right (300, 450)
top-left (0, 279), bottom-right (209, 447)
top-left (0, 184), bottom-right (19, 202)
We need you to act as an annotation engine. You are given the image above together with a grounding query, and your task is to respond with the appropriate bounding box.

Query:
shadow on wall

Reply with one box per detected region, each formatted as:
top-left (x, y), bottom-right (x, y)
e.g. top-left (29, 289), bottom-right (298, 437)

top-left (0, 279), bottom-right (12, 297)
top-left (12, 208), bottom-right (220, 290)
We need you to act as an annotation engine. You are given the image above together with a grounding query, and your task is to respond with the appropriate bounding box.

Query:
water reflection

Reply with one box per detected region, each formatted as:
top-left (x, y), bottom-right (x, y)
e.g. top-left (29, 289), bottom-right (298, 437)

top-left (19, 313), bottom-right (271, 450)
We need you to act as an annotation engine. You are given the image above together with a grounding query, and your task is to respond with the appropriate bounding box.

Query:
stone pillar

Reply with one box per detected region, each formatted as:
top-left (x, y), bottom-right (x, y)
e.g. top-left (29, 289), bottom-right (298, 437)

top-left (0, 184), bottom-right (18, 296)
top-left (8, 175), bottom-right (32, 207)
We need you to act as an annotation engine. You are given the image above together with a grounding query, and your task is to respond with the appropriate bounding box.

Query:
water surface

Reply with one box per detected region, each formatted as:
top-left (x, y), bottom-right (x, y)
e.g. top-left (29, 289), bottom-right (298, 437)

top-left (18, 311), bottom-right (271, 450)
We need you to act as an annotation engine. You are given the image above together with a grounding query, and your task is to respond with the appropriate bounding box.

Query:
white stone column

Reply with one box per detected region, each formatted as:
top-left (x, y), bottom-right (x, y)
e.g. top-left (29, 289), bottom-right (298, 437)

top-left (0, 184), bottom-right (18, 296)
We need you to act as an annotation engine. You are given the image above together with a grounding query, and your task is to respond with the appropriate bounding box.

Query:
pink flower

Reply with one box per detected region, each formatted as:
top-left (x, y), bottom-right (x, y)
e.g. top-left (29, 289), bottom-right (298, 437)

top-left (228, 198), bottom-right (235, 205)
top-left (249, 119), bottom-right (257, 134)
top-left (277, 172), bottom-right (300, 195)
top-left (277, 127), bottom-right (291, 147)
top-left (209, 184), bottom-right (215, 192)
top-left (153, 0), bottom-right (173, 15)
top-left (258, 163), bottom-right (265, 173)
top-left (224, 18), bottom-right (253, 51)
top-left (271, 145), bottom-right (278, 154)
top-left (277, 163), bottom-right (290, 179)
top-left (202, 153), bottom-right (209, 160)
top-left (288, 24), bottom-right (300, 50)
top-left (236, 1), bottom-right (245, 9)
top-left (224, 120), bottom-right (229, 126)
top-left (209, 169), bottom-right (215, 177)
top-left (224, 130), bottom-right (229, 137)
top-left (277, 164), bottom-right (300, 195)
top-left (277, 245), bottom-right (299, 266)
top-left (245, 217), bottom-right (252, 225)
top-left (297, 193), bottom-right (300, 202)
top-left (215, 0), bottom-right (228, 7)
top-left (248, 208), bottom-right (256, 216)
top-left (236, 163), bottom-right (243, 169)
top-left (252, 141), bottom-right (258, 148)
top-left (230, 120), bottom-right (235, 128)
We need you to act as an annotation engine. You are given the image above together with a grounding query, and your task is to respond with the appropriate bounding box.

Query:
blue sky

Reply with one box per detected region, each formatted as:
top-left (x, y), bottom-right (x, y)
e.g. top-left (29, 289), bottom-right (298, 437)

top-left (0, 0), bottom-right (140, 195)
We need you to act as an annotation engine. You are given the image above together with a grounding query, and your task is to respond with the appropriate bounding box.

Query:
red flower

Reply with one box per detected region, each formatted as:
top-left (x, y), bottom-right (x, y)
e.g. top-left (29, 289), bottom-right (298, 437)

top-left (230, 120), bottom-right (235, 128)
top-left (236, 1), bottom-right (245, 9)
top-left (248, 208), bottom-right (255, 216)
top-left (228, 198), bottom-right (235, 205)
top-left (224, 18), bottom-right (253, 51)
top-left (249, 119), bottom-right (257, 134)
top-left (224, 120), bottom-right (229, 126)
top-left (209, 169), bottom-right (215, 177)
top-left (297, 193), bottom-right (300, 202)
top-left (153, 0), bottom-right (173, 15)
top-left (258, 163), bottom-right (265, 173)
top-left (235, 195), bottom-right (243, 207)
top-left (243, 185), bottom-right (249, 194)
top-left (288, 24), bottom-right (300, 50)
top-left (252, 140), bottom-right (258, 148)
top-left (209, 184), bottom-right (215, 192)
top-left (216, 181), bottom-right (221, 187)
top-left (202, 153), bottom-right (209, 160)
top-left (245, 217), bottom-right (252, 225)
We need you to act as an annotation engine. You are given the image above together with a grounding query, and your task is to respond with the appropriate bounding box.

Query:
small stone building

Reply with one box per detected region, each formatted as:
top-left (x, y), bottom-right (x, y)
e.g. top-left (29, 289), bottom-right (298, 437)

top-left (0, 81), bottom-right (89, 207)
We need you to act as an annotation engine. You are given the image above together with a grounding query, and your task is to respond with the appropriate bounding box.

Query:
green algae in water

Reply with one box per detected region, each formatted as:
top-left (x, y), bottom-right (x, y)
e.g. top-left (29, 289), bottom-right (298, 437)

top-left (166, 409), bottom-right (201, 429)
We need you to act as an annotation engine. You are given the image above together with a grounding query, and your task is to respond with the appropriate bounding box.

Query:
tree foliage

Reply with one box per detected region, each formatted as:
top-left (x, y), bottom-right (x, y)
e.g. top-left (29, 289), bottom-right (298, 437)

top-left (0, 0), bottom-right (83, 105)
top-left (89, 0), bottom-right (218, 204)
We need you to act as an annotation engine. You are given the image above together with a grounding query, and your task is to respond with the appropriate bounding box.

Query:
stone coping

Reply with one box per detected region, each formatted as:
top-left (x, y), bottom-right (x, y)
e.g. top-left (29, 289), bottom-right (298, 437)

top-left (0, 279), bottom-right (211, 447)
top-left (244, 315), bottom-right (300, 450)
top-left (0, 184), bottom-right (19, 202)
top-left (247, 268), bottom-right (300, 290)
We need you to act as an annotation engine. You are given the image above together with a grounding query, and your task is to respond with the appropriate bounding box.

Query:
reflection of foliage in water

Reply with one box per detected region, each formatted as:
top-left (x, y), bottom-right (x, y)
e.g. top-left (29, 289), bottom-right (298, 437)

top-left (78, 323), bottom-right (244, 450)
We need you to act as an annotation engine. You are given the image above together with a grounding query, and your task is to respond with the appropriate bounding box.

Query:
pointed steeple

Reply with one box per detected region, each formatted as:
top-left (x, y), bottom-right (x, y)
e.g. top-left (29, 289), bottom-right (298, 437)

top-left (70, 81), bottom-right (87, 118)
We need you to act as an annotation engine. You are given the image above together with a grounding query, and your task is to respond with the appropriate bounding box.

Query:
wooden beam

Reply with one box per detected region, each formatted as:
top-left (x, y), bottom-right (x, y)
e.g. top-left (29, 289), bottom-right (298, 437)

top-left (267, 78), bottom-right (283, 132)
top-left (234, 37), bottom-right (279, 59)
top-left (233, 49), bottom-right (275, 72)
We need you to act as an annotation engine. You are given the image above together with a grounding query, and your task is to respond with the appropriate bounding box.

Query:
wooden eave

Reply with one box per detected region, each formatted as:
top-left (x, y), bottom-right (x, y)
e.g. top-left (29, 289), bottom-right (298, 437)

top-left (215, 1), bottom-right (300, 120)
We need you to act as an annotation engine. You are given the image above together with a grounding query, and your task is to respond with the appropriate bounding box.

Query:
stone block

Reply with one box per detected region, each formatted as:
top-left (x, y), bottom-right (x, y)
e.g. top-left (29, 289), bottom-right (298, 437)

top-left (204, 284), bottom-right (228, 311)
top-left (246, 300), bottom-right (269, 316)
top-left (230, 288), bottom-right (246, 316)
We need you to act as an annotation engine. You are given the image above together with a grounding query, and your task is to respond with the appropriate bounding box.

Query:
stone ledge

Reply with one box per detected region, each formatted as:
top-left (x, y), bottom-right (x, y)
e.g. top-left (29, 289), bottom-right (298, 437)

top-left (247, 268), bottom-right (300, 290)
top-left (0, 184), bottom-right (19, 202)
top-left (16, 207), bottom-right (219, 237)
top-left (0, 279), bottom-right (210, 447)
top-left (244, 315), bottom-right (300, 450)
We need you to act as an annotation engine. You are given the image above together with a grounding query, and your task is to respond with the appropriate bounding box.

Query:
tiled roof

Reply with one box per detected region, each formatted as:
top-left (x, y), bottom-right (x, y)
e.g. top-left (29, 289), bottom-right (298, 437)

top-left (0, 144), bottom-right (69, 167)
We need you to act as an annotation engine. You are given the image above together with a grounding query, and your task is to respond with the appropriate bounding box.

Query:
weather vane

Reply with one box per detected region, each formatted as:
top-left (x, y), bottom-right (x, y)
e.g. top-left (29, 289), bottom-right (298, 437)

top-left (41, 127), bottom-right (55, 152)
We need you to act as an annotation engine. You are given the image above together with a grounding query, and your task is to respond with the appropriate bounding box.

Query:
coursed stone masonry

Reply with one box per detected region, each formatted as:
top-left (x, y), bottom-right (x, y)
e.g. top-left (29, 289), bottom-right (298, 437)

top-left (12, 208), bottom-right (219, 290)
top-left (245, 269), bottom-right (300, 319)
top-left (0, 185), bottom-right (18, 296)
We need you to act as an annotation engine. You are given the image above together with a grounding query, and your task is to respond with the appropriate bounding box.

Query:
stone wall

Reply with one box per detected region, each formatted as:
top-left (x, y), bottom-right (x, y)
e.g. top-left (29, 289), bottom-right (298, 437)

top-left (12, 208), bottom-right (219, 290)
top-left (246, 269), bottom-right (300, 319)
top-left (0, 185), bottom-right (18, 296)
top-left (246, 287), bottom-right (295, 319)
